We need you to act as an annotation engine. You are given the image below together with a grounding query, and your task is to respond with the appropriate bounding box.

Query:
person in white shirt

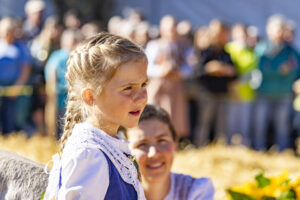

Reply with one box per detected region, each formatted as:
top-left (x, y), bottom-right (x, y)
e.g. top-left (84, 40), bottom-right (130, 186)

top-left (44, 32), bottom-right (148, 200)
top-left (125, 104), bottom-right (215, 200)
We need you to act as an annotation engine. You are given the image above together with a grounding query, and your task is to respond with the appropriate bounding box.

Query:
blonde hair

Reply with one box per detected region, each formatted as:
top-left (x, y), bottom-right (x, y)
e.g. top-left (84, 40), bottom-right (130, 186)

top-left (59, 32), bottom-right (147, 153)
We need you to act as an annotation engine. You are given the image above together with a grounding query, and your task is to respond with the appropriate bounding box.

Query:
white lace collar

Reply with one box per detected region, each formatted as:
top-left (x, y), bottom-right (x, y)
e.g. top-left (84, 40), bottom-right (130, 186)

top-left (63, 123), bottom-right (145, 200)
top-left (69, 123), bottom-right (130, 154)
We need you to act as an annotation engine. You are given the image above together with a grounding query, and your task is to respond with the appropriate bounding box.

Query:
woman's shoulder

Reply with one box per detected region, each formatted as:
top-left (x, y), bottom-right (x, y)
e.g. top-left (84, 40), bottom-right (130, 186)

top-left (171, 172), bottom-right (213, 187)
top-left (170, 173), bottom-right (214, 200)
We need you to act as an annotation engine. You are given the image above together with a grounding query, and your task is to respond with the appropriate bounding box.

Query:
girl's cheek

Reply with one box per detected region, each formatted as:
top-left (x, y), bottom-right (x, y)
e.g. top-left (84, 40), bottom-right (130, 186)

top-left (118, 94), bottom-right (134, 106)
top-left (116, 96), bottom-right (132, 107)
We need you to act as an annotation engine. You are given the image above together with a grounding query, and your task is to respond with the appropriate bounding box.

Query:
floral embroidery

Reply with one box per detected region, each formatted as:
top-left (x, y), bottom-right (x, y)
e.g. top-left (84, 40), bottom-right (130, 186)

top-left (123, 152), bottom-right (141, 181)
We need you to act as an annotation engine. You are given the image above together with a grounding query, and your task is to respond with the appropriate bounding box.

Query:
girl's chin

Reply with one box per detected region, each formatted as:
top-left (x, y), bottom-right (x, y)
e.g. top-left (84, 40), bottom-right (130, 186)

top-left (122, 121), bottom-right (139, 129)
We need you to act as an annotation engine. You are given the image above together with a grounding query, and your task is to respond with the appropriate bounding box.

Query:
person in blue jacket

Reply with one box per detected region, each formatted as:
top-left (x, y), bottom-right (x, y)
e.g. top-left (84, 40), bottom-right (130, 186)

top-left (253, 14), bottom-right (300, 151)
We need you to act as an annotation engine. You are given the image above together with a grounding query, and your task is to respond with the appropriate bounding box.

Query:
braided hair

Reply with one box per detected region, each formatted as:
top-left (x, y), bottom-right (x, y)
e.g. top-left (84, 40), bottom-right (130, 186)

top-left (59, 32), bottom-right (147, 154)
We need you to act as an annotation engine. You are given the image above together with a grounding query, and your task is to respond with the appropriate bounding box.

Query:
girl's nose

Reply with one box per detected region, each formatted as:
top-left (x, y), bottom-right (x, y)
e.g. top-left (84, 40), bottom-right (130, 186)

top-left (134, 88), bottom-right (147, 105)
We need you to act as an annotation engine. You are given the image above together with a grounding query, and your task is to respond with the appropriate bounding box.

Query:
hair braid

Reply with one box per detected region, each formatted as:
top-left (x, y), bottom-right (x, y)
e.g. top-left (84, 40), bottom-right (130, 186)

top-left (59, 91), bottom-right (83, 154)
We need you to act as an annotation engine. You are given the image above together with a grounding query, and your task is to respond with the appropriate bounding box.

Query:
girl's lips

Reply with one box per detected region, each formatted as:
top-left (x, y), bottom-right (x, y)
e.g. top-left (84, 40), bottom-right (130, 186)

top-left (129, 110), bottom-right (140, 116)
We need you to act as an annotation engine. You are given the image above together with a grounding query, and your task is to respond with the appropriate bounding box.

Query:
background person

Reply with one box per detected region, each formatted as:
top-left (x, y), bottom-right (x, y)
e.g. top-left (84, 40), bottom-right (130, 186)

top-left (0, 17), bottom-right (31, 134)
top-left (44, 29), bottom-right (83, 137)
top-left (125, 104), bottom-right (214, 200)
top-left (145, 15), bottom-right (190, 139)
top-left (253, 15), bottom-right (300, 151)
top-left (193, 20), bottom-right (236, 146)
top-left (225, 23), bottom-right (258, 146)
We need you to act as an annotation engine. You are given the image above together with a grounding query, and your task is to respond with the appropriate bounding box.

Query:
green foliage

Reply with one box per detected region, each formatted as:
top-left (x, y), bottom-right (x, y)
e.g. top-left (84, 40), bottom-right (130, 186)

top-left (261, 197), bottom-right (276, 200)
top-left (255, 173), bottom-right (271, 188)
top-left (227, 189), bottom-right (298, 200)
top-left (227, 189), bottom-right (255, 200)
top-left (278, 189), bottom-right (296, 200)
top-left (40, 192), bottom-right (45, 200)
top-left (281, 180), bottom-right (291, 186)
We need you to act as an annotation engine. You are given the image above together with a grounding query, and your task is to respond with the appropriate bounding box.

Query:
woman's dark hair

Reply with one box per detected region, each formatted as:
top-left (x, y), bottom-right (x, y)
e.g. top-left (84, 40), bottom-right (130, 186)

top-left (123, 104), bottom-right (177, 140)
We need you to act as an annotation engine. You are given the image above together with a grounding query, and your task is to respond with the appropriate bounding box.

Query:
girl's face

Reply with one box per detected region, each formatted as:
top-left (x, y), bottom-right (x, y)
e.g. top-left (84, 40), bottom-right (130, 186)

top-left (128, 118), bottom-right (176, 183)
top-left (92, 59), bottom-right (148, 134)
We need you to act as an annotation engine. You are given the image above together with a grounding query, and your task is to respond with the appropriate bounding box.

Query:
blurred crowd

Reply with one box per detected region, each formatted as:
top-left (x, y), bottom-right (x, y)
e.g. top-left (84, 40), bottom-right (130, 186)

top-left (1, 0), bottom-right (300, 152)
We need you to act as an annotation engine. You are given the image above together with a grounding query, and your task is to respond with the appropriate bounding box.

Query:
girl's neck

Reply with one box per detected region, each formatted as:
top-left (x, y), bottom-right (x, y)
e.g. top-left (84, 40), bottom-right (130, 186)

top-left (142, 175), bottom-right (171, 200)
top-left (85, 117), bottom-right (118, 138)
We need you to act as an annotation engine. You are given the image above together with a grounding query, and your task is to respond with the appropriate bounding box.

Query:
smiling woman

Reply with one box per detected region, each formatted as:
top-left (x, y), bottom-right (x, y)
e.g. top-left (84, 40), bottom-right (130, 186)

top-left (125, 104), bottom-right (215, 200)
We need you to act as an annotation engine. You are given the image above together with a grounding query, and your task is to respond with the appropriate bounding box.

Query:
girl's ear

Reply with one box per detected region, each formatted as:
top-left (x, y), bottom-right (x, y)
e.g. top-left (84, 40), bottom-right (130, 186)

top-left (81, 88), bottom-right (94, 105)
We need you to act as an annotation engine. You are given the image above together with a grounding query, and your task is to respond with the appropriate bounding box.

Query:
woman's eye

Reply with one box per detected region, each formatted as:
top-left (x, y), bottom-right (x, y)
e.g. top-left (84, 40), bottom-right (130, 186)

top-left (137, 143), bottom-right (147, 149)
top-left (158, 139), bottom-right (167, 144)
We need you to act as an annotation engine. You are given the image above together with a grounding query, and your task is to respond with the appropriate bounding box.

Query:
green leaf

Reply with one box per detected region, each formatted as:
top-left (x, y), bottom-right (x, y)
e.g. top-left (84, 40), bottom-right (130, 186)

top-left (277, 198), bottom-right (297, 200)
top-left (281, 179), bottom-right (291, 186)
top-left (40, 192), bottom-right (45, 200)
top-left (255, 173), bottom-right (271, 188)
top-left (227, 189), bottom-right (255, 200)
top-left (261, 196), bottom-right (276, 200)
top-left (278, 189), bottom-right (296, 200)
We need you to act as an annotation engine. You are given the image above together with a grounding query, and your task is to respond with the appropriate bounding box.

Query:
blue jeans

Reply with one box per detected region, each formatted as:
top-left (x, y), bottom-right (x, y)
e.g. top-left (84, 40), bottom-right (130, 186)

top-left (293, 110), bottom-right (300, 137)
top-left (193, 90), bottom-right (229, 146)
top-left (0, 97), bottom-right (17, 134)
top-left (253, 95), bottom-right (292, 151)
top-left (227, 102), bottom-right (252, 146)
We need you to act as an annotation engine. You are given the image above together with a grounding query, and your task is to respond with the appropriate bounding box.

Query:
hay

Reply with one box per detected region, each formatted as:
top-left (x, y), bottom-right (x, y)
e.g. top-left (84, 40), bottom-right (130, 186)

top-left (1, 134), bottom-right (300, 199)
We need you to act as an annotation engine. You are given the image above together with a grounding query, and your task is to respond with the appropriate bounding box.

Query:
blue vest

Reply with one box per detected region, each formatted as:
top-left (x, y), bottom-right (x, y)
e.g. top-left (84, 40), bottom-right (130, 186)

top-left (58, 151), bottom-right (138, 199)
top-left (103, 153), bottom-right (137, 200)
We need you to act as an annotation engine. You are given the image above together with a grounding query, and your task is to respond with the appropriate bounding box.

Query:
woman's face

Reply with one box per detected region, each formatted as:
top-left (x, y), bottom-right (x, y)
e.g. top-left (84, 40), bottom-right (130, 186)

top-left (92, 59), bottom-right (148, 134)
top-left (127, 118), bottom-right (176, 183)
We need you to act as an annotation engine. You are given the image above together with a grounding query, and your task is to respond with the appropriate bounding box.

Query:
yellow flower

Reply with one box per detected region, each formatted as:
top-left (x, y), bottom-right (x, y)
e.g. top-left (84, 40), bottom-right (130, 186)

top-left (231, 182), bottom-right (256, 196)
top-left (228, 169), bottom-right (300, 200)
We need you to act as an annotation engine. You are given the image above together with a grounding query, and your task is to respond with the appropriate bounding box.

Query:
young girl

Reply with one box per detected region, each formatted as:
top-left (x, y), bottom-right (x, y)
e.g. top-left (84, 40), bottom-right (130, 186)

top-left (44, 32), bottom-right (148, 199)
top-left (125, 104), bottom-right (215, 200)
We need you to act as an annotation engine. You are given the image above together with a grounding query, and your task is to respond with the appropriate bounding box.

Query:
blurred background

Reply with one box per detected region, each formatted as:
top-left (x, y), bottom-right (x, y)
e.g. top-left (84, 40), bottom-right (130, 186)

top-left (1, 0), bottom-right (300, 199)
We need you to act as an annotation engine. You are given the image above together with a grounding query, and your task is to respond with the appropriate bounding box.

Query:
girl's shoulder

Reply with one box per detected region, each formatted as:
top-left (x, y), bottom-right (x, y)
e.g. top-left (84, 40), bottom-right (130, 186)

top-left (60, 123), bottom-right (111, 172)
top-left (61, 145), bottom-right (107, 165)
top-left (45, 147), bottom-right (109, 200)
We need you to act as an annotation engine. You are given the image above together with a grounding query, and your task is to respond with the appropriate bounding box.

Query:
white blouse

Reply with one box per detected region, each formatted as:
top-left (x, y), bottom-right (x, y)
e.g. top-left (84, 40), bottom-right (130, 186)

top-left (164, 173), bottom-right (214, 200)
top-left (44, 123), bottom-right (145, 200)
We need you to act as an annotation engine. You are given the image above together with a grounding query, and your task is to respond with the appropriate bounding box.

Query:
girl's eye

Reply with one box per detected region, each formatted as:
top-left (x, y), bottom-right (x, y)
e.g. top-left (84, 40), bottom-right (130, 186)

top-left (123, 86), bottom-right (132, 91)
top-left (142, 82), bottom-right (148, 88)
